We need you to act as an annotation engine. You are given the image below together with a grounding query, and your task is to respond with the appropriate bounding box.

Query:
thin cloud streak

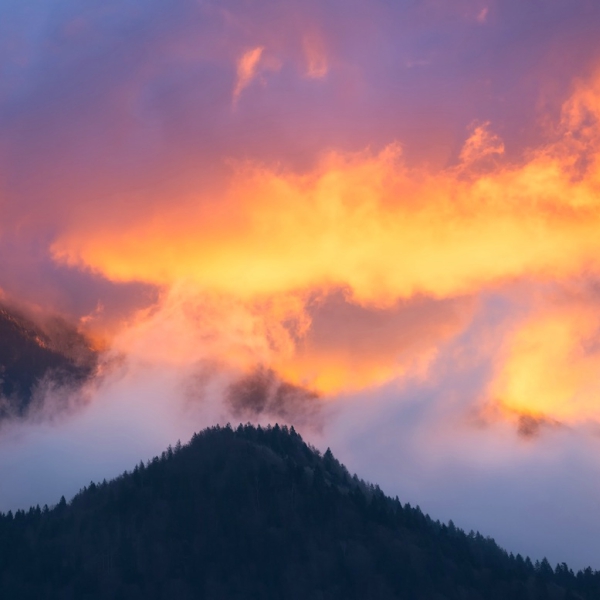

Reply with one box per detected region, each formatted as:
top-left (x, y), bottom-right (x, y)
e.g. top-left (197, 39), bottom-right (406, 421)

top-left (233, 46), bottom-right (264, 102)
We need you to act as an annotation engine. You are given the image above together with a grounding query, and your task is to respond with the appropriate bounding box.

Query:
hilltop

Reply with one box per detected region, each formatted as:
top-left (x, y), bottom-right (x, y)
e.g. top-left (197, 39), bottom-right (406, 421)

top-left (0, 424), bottom-right (598, 599)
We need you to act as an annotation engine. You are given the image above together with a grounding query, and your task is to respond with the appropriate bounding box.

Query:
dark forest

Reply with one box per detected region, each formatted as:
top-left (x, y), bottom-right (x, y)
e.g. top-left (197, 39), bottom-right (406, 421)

top-left (0, 424), bottom-right (598, 599)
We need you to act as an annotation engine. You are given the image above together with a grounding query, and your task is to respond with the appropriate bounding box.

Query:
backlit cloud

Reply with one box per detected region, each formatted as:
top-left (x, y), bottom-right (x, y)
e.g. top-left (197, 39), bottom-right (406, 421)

top-left (26, 60), bottom-right (600, 423)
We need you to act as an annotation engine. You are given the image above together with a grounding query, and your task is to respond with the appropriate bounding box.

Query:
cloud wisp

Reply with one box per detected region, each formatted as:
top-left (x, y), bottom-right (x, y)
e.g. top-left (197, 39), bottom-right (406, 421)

top-left (233, 46), bottom-right (264, 102)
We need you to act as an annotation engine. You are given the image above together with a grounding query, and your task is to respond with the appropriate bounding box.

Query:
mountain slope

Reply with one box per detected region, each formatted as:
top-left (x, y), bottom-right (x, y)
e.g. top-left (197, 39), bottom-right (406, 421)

top-left (0, 304), bottom-right (97, 420)
top-left (0, 424), bottom-right (598, 600)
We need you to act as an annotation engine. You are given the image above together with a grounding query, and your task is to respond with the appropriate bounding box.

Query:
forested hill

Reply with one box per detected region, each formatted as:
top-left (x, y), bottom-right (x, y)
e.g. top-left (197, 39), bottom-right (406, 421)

top-left (0, 424), bottom-right (598, 599)
top-left (0, 304), bottom-right (97, 420)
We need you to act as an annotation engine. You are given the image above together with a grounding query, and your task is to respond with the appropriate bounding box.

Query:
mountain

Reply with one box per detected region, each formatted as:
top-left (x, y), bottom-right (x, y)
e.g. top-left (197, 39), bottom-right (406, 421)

top-left (0, 424), bottom-right (598, 599)
top-left (0, 304), bottom-right (97, 420)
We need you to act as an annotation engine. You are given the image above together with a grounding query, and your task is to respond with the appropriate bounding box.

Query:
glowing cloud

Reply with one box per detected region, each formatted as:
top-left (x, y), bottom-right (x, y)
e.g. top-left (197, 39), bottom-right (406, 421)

top-left (233, 46), bottom-right (264, 102)
top-left (5, 0), bottom-right (600, 427)
top-left (51, 81), bottom-right (600, 308)
top-left (490, 289), bottom-right (600, 424)
top-left (38, 70), bottom-right (600, 408)
top-left (458, 122), bottom-right (504, 166)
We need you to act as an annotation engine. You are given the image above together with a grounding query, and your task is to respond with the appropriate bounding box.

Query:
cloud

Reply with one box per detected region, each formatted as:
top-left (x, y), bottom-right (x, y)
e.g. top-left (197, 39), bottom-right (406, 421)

top-left (100, 283), bottom-right (471, 400)
top-left (487, 282), bottom-right (600, 424)
top-left (42, 69), bottom-right (600, 312)
top-left (233, 46), bottom-right (264, 102)
top-left (273, 290), bottom-right (474, 393)
top-left (225, 366), bottom-right (321, 426)
top-left (458, 121), bottom-right (504, 166)
top-left (28, 62), bottom-right (600, 427)
top-left (0, 0), bottom-right (599, 430)
top-left (515, 413), bottom-right (563, 439)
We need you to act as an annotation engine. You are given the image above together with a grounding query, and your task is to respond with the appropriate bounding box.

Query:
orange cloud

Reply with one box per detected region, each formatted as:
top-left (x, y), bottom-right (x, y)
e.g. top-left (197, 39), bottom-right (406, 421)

top-left (272, 291), bottom-right (474, 392)
top-left (458, 122), bottom-right (504, 166)
top-left (490, 293), bottom-right (600, 424)
top-left (108, 284), bottom-right (471, 395)
top-left (47, 70), bottom-right (600, 404)
top-left (52, 110), bottom-right (600, 306)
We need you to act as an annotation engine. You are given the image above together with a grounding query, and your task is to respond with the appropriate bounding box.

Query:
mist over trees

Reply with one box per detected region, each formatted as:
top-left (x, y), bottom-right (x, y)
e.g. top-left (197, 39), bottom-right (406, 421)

top-left (0, 423), bottom-right (597, 599)
top-left (0, 304), bottom-right (97, 421)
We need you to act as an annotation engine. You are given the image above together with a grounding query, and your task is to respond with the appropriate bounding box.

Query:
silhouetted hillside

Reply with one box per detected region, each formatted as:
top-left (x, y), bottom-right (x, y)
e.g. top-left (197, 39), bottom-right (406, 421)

top-left (0, 304), bottom-right (97, 420)
top-left (0, 424), bottom-right (598, 599)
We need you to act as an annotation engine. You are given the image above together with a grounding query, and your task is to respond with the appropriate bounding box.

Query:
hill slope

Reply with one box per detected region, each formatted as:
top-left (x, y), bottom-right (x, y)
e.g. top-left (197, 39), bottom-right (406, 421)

top-left (0, 304), bottom-right (97, 420)
top-left (0, 424), bottom-right (598, 599)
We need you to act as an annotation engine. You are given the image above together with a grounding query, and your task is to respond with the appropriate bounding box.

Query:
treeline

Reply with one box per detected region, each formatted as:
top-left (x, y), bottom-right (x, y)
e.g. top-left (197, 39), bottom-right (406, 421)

top-left (0, 423), bottom-right (598, 599)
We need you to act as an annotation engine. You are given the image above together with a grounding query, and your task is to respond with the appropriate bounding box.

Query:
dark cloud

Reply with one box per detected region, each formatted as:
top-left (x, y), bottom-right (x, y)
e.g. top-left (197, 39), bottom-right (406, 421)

top-left (516, 413), bottom-right (564, 439)
top-left (226, 366), bottom-right (321, 427)
top-left (469, 403), bottom-right (566, 440)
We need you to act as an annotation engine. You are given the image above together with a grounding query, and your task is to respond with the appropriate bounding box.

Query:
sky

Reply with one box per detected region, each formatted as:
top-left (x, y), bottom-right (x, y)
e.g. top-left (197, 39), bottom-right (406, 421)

top-left (2, 0), bottom-right (600, 569)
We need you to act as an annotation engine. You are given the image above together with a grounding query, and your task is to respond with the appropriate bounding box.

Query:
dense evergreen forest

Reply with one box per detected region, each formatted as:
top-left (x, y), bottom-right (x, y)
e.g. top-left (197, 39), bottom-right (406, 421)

top-left (0, 423), bottom-right (598, 599)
